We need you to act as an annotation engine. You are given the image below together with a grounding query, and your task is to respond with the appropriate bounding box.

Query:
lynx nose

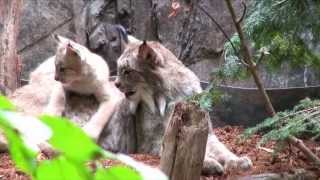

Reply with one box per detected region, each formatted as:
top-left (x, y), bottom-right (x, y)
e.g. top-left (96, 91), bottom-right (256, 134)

top-left (54, 75), bottom-right (60, 81)
top-left (114, 81), bottom-right (121, 88)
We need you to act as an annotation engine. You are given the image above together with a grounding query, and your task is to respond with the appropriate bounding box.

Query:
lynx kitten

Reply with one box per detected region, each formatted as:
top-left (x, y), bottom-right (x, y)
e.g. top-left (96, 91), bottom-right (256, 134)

top-left (44, 35), bottom-right (120, 140)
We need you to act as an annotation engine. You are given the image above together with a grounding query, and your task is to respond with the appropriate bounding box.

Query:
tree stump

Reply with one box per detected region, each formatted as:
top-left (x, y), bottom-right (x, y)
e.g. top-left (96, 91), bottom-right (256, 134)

top-left (160, 101), bottom-right (209, 180)
top-left (0, 0), bottom-right (23, 94)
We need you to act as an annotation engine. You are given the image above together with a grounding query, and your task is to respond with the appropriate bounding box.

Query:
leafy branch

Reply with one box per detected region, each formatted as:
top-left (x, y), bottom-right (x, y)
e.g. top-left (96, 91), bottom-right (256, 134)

top-left (224, 0), bottom-right (320, 168)
top-left (243, 98), bottom-right (320, 168)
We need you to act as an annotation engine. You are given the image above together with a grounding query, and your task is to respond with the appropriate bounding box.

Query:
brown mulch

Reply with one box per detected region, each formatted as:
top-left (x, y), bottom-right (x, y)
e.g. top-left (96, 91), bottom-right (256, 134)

top-left (0, 153), bottom-right (28, 180)
top-left (0, 126), bottom-right (319, 180)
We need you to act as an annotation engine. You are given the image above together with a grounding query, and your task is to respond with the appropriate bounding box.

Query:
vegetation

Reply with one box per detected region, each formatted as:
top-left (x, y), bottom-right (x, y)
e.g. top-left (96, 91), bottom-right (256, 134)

top-left (220, 0), bottom-right (320, 80)
top-left (243, 98), bottom-right (320, 146)
top-left (242, 98), bottom-right (320, 167)
top-left (225, 0), bottom-right (320, 168)
top-left (0, 96), bottom-right (167, 180)
top-left (187, 85), bottom-right (223, 111)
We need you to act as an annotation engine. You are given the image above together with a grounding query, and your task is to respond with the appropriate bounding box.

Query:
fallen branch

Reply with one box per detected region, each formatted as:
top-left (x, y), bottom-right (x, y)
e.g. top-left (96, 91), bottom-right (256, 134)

top-left (288, 136), bottom-right (320, 168)
top-left (257, 145), bottom-right (274, 153)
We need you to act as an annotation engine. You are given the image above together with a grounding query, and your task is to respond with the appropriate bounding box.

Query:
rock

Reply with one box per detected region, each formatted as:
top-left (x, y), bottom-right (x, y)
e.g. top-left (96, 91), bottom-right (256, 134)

top-left (14, 0), bottom-right (320, 87)
top-left (18, 0), bottom-right (74, 80)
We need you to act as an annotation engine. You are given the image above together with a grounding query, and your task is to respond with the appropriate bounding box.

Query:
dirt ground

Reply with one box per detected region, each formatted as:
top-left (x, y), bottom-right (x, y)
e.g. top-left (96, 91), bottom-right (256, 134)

top-left (0, 126), bottom-right (319, 180)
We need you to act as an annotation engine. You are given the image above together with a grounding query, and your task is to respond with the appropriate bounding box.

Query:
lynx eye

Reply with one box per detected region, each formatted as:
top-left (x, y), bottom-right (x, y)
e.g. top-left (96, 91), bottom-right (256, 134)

top-left (122, 69), bottom-right (131, 76)
top-left (110, 36), bottom-right (117, 42)
top-left (59, 67), bottom-right (66, 73)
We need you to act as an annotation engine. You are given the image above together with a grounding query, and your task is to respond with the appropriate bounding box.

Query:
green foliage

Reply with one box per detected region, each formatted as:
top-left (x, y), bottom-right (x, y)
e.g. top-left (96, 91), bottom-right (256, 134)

top-left (0, 95), bottom-right (15, 111)
top-left (36, 156), bottom-right (90, 180)
top-left (221, 0), bottom-right (320, 80)
top-left (243, 98), bottom-right (320, 146)
top-left (187, 85), bottom-right (223, 111)
top-left (40, 115), bottom-right (102, 163)
top-left (95, 166), bottom-right (141, 180)
top-left (0, 113), bottom-right (37, 176)
top-left (217, 35), bottom-right (250, 80)
top-left (0, 96), bottom-right (153, 180)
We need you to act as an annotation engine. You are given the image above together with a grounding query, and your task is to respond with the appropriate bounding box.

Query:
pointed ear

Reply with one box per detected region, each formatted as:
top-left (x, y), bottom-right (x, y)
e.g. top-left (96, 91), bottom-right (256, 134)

top-left (52, 34), bottom-right (63, 43)
top-left (66, 43), bottom-right (80, 57)
top-left (138, 41), bottom-right (162, 67)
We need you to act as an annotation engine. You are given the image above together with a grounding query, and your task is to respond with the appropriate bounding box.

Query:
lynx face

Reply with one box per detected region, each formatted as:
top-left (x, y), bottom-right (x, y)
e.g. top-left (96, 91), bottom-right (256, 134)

top-left (54, 36), bottom-right (83, 84)
top-left (115, 65), bottom-right (146, 99)
top-left (115, 40), bottom-right (201, 116)
top-left (116, 41), bottom-right (164, 95)
top-left (89, 24), bottom-right (129, 75)
top-left (115, 41), bottom-right (166, 114)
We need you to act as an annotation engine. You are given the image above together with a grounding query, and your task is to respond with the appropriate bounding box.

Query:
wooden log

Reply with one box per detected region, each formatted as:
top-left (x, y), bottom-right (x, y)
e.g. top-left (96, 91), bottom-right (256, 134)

top-left (160, 101), bottom-right (208, 180)
top-left (0, 0), bottom-right (23, 94)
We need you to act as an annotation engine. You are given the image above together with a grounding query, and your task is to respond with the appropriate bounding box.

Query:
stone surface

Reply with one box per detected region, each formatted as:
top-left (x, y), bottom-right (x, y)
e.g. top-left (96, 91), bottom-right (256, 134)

top-left (18, 0), bottom-right (74, 80)
top-left (17, 0), bottom-right (242, 82)
top-left (16, 0), bottom-right (320, 86)
top-left (213, 85), bottom-right (320, 127)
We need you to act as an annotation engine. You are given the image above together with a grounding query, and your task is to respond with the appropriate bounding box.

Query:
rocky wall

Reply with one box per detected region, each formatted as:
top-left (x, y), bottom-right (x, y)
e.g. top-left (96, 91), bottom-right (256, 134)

top-left (16, 0), bottom-right (320, 86)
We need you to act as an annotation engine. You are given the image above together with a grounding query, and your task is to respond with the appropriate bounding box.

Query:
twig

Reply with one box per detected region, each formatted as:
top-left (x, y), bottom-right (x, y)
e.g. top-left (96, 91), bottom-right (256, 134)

top-left (273, 0), bottom-right (290, 7)
top-left (196, 3), bottom-right (249, 67)
top-left (224, 0), bottom-right (276, 116)
top-left (258, 146), bottom-right (274, 153)
top-left (236, 1), bottom-right (247, 24)
top-left (196, 4), bottom-right (235, 53)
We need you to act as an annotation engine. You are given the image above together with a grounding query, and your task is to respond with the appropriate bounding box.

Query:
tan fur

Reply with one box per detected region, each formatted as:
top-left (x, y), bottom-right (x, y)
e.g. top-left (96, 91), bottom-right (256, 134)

top-left (116, 39), bottom-right (252, 174)
top-left (43, 35), bottom-right (121, 140)
top-left (116, 40), bottom-right (202, 116)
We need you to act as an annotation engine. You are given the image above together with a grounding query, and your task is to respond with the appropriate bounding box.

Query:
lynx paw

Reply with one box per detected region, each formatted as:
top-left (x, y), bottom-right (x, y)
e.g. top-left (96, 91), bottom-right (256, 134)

top-left (224, 156), bottom-right (252, 172)
top-left (202, 157), bottom-right (224, 175)
top-left (238, 156), bottom-right (252, 171)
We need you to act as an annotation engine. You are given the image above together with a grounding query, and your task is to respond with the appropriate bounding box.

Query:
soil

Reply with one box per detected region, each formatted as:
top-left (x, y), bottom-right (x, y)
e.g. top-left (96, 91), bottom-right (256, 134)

top-left (0, 126), bottom-right (319, 180)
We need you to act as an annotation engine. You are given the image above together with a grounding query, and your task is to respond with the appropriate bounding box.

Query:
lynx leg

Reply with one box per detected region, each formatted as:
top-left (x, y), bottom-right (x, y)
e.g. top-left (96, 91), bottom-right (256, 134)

top-left (82, 98), bottom-right (120, 140)
top-left (204, 132), bottom-right (253, 174)
top-left (44, 83), bottom-right (66, 116)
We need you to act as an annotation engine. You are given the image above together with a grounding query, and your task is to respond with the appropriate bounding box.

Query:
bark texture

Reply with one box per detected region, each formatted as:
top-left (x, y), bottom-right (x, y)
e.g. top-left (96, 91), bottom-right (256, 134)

top-left (0, 0), bottom-right (23, 94)
top-left (160, 101), bottom-right (208, 180)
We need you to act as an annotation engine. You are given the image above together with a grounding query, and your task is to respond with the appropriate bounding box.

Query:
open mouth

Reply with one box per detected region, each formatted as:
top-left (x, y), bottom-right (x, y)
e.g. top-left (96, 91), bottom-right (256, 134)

top-left (125, 91), bottom-right (136, 97)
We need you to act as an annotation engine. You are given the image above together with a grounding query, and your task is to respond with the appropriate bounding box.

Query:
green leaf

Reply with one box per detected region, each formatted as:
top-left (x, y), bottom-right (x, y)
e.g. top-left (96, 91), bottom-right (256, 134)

top-left (39, 115), bottom-right (102, 162)
top-left (0, 111), bottom-right (37, 176)
top-left (36, 156), bottom-right (90, 180)
top-left (95, 166), bottom-right (142, 180)
top-left (0, 96), bottom-right (15, 111)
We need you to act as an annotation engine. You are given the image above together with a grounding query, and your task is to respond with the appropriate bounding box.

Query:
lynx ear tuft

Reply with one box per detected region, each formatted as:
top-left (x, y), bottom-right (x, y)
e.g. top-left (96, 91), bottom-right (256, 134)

top-left (52, 34), bottom-right (62, 43)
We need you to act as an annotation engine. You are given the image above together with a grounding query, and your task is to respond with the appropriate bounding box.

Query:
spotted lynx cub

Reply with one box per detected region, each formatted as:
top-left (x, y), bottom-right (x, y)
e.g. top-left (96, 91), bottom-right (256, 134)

top-left (44, 35), bottom-right (120, 140)
top-left (115, 39), bottom-right (252, 174)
